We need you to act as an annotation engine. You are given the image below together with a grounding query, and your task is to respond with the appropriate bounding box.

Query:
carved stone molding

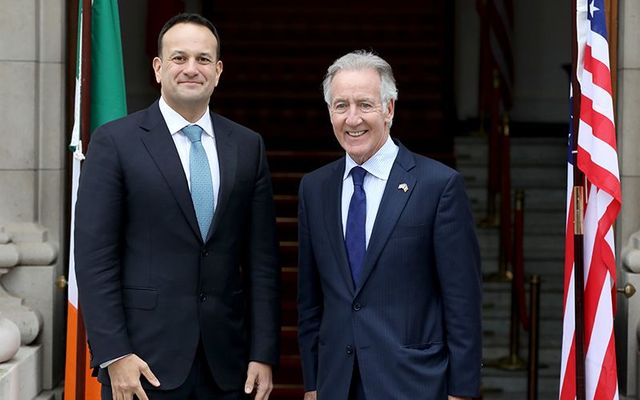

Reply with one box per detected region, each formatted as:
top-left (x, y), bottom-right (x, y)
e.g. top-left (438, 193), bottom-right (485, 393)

top-left (0, 223), bottom-right (57, 347)
top-left (622, 230), bottom-right (640, 274)
top-left (0, 225), bottom-right (57, 268)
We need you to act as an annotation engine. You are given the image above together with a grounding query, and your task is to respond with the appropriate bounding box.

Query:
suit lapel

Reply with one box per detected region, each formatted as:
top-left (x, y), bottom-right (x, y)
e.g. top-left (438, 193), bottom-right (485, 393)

top-left (355, 144), bottom-right (416, 296)
top-left (207, 113), bottom-right (237, 241)
top-left (139, 101), bottom-right (201, 241)
top-left (323, 160), bottom-right (355, 294)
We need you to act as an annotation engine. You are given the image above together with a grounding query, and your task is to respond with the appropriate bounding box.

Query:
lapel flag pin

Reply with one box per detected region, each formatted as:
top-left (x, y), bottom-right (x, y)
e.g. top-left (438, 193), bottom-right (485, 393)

top-left (398, 183), bottom-right (409, 193)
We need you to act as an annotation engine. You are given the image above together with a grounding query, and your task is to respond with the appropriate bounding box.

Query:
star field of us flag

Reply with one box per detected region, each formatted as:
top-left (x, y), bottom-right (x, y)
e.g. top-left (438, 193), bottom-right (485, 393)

top-left (559, 0), bottom-right (622, 399)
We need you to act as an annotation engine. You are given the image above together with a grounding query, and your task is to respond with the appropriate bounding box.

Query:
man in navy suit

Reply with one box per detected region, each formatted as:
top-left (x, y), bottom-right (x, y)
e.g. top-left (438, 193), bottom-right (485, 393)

top-left (297, 50), bottom-right (482, 400)
top-left (75, 13), bottom-right (279, 400)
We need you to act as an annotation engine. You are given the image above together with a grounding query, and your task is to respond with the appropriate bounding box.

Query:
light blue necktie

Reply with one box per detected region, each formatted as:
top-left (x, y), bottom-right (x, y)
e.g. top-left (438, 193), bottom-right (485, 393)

top-left (182, 125), bottom-right (214, 240)
top-left (345, 166), bottom-right (367, 288)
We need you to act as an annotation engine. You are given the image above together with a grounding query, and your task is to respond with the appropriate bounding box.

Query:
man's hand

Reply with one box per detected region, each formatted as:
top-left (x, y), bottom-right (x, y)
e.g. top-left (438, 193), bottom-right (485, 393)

top-left (107, 354), bottom-right (160, 400)
top-left (303, 390), bottom-right (317, 400)
top-left (448, 397), bottom-right (470, 400)
top-left (244, 361), bottom-right (273, 400)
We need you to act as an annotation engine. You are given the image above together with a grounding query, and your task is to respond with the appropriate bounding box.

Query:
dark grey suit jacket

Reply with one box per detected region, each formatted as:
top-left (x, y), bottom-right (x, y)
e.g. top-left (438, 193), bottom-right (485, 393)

top-left (297, 142), bottom-right (482, 399)
top-left (75, 101), bottom-right (280, 391)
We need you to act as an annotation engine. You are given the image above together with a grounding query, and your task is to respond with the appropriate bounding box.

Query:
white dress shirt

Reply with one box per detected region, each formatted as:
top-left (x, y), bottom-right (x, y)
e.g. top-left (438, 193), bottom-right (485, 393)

top-left (159, 97), bottom-right (221, 209)
top-left (341, 135), bottom-right (399, 247)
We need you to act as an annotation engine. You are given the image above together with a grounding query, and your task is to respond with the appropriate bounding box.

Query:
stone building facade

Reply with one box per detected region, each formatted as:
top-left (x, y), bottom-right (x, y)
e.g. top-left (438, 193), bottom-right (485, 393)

top-left (0, 0), bottom-right (638, 398)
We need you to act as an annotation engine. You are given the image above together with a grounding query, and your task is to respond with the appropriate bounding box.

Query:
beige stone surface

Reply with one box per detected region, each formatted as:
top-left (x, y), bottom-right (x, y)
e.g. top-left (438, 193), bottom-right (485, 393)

top-left (0, 171), bottom-right (36, 224)
top-left (0, 0), bottom-right (36, 61)
top-left (0, 345), bottom-right (42, 400)
top-left (618, 69), bottom-right (640, 177)
top-left (0, 61), bottom-right (37, 170)
top-left (38, 63), bottom-right (65, 170)
top-left (3, 265), bottom-right (65, 389)
top-left (619, 0), bottom-right (640, 69)
top-left (37, 0), bottom-right (64, 63)
top-left (37, 170), bottom-right (65, 246)
top-left (620, 175), bottom-right (640, 247)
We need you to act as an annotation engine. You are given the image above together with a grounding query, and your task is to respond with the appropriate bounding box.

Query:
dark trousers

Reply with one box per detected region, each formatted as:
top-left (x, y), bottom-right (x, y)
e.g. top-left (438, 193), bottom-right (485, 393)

top-left (101, 343), bottom-right (247, 400)
top-left (348, 355), bottom-right (366, 400)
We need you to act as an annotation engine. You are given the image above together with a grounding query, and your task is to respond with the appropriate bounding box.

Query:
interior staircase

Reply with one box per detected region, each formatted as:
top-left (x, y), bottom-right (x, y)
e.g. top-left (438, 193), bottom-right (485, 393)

top-left (208, 3), bottom-right (455, 398)
top-left (456, 136), bottom-right (567, 399)
top-left (205, 3), bottom-right (567, 399)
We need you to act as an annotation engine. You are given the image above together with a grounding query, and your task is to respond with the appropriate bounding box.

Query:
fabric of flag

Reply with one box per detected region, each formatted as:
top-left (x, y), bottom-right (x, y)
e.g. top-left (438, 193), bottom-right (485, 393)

top-left (559, 0), bottom-right (621, 399)
top-left (64, 1), bottom-right (127, 399)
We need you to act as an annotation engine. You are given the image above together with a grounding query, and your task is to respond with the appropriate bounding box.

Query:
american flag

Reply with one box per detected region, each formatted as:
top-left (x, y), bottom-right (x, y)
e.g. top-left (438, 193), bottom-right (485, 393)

top-left (559, 0), bottom-right (622, 399)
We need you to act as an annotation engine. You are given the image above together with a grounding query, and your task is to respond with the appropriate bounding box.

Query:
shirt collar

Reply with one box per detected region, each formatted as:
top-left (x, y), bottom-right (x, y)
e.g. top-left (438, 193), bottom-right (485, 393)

top-left (343, 135), bottom-right (399, 181)
top-left (159, 96), bottom-right (214, 138)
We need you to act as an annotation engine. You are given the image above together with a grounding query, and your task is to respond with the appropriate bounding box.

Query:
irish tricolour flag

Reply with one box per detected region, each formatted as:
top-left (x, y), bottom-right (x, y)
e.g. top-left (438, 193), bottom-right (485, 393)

top-left (65, 1), bottom-right (127, 398)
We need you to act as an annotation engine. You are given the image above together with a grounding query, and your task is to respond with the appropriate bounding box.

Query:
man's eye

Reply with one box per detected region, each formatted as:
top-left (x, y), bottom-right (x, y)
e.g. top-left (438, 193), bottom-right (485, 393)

top-left (360, 103), bottom-right (374, 111)
top-left (198, 57), bottom-right (212, 64)
top-left (172, 56), bottom-right (186, 63)
top-left (333, 104), bottom-right (347, 113)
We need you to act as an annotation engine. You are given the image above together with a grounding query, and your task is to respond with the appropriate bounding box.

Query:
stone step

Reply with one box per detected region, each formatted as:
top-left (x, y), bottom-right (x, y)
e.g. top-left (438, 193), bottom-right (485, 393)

top-left (476, 229), bottom-right (564, 259)
top-left (455, 137), bottom-right (567, 167)
top-left (482, 318), bottom-right (562, 349)
top-left (459, 164), bottom-right (566, 189)
top-left (483, 346), bottom-right (561, 377)
top-left (482, 272), bottom-right (563, 290)
top-left (482, 287), bottom-right (563, 316)
top-left (468, 187), bottom-right (566, 213)
top-left (474, 210), bottom-right (565, 235)
top-left (483, 277), bottom-right (564, 295)
top-left (481, 367), bottom-right (560, 397)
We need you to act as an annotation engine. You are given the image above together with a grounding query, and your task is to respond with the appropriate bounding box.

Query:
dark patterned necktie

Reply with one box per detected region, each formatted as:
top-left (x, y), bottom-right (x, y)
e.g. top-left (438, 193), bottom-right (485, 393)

top-left (345, 166), bottom-right (367, 287)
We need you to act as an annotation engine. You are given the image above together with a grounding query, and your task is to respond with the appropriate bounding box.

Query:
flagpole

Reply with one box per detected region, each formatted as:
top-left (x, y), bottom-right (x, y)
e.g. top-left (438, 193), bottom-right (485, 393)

top-left (80, 0), bottom-right (92, 153)
top-left (75, 0), bottom-right (92, 398)
top-left (570, 0), bottom-right (586, 398)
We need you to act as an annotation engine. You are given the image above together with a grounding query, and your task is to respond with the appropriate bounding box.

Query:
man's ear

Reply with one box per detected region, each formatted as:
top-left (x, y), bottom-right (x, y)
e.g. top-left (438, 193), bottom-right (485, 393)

top-left (152, 57), bottom-right (162, 84)
top-left (214, 60), bottom-right (223, 87)
top-left (385, 99), bottom-right (395, 123)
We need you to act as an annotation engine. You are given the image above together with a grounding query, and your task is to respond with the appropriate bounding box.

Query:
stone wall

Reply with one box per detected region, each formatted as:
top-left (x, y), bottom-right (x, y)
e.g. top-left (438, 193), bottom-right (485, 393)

top-left (0, 0), bottom-right (67, 394)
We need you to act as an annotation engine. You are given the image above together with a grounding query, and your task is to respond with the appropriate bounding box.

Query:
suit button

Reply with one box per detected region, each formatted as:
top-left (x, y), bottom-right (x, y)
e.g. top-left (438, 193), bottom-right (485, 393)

top-left (201, 249), bottom-right (209, 257)
top-left (199, 293), bottom-right (207, 302)
top-left (352, 302), bottom-right (361, 311)
top-left (346, 345), bottom-right (353, 355)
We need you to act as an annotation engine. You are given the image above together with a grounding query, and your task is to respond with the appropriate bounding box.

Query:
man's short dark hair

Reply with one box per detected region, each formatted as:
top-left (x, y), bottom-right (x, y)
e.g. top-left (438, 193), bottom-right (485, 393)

top-left (157, 13), bottom-right (221, 60)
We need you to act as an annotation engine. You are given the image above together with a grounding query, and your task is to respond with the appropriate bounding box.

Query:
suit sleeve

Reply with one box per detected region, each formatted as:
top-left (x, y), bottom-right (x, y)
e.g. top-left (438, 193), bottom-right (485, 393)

top-left (74, 128), bottom-right (132, 368)
top-left (246, 136), bottom-right (281, 366)
top-left (296, 177), bottom-right (323, 391)
top-left (433, 172), bottom-right (483, 397)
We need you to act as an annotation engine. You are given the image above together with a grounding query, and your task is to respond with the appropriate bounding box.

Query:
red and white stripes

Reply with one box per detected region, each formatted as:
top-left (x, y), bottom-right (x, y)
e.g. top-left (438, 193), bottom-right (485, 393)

top-left (560, 0), bottom-right (621, 399)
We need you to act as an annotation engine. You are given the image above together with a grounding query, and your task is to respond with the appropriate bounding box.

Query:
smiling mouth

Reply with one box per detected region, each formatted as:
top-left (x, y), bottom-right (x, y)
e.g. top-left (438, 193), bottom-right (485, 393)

top-left (346, 130), bottom-right (366, 137)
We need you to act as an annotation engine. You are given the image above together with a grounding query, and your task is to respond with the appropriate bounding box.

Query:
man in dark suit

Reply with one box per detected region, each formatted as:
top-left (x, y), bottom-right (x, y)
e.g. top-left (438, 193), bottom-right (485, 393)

top-left (297, 50), bottom-right (482, 400)
top-left (75, 13), bottom-right (280, 400)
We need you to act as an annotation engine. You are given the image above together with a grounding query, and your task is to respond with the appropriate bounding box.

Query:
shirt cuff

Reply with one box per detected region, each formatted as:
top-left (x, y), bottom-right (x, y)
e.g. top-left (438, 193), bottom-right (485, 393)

top-left (100, 353), bottom-right (131, 369)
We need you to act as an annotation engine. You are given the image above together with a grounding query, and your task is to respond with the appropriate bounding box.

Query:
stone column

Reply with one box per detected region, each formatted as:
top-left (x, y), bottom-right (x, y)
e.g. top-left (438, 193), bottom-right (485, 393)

top-left (616, 0), bottom-right (640, 398)
top-left (0, 0), bottom-right (67, 391)
top-left (0, 223), bottom-right (62, 392)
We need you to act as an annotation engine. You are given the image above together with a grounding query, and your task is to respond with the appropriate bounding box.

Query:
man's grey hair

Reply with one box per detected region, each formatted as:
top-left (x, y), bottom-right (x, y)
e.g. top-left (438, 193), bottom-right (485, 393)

top-left (322, 50), bottom-right (399, 109)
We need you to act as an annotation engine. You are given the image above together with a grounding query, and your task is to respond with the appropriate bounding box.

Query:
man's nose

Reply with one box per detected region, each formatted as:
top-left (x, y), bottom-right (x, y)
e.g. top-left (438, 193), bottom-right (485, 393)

top-left (345, 105), bottom-right (362, 124)
top-left (183, 58), bottom-right (199, 74)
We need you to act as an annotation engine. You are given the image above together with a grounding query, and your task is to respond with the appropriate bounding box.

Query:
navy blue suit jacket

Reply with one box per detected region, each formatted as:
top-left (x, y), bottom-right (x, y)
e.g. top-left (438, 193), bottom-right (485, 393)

top-left (297, 142), bottom-right (482, 399)
top-left (74, 101), bottom-right (280, 390)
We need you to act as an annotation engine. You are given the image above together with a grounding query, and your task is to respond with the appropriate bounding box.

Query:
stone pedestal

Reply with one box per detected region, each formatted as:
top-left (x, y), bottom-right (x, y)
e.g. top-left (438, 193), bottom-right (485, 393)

top-left (619, 231), bottom-right (640, 397)
top-left (0, 223), bottom-right (62, 390)
top-left (0, 345), bottom-right (43, 400)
